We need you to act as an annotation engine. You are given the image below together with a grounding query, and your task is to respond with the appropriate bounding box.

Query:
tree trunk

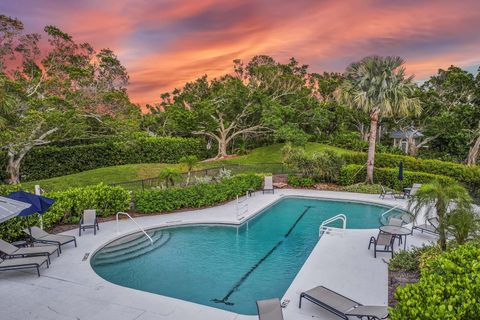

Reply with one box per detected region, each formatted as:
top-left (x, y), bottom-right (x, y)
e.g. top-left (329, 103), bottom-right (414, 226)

top-left (218, 137), bottom-right (228, 158)
top-left (407, 135), bottom-right (418, 156)
top-left (466, 134), bottom-right (480, 165)
top-left (436, 204), bottom-right (447, 251)
top-left (6, 148), bottom-right (30, 184)
top-left (366, 110), bottom-right (379, 184)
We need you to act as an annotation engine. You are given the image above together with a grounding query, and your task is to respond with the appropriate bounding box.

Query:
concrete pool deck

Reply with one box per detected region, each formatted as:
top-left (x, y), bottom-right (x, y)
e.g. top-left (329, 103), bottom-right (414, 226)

top-left (0, 189), bottom-right (437, 320)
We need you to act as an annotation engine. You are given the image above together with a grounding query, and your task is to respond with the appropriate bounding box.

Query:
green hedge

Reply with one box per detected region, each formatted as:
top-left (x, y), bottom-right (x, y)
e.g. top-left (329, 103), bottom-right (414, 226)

top-left (339, 164), bottom-right (455, 190)
top-left (0, 183), bottom-right (130, 241)
top-left (341, 151), bottom-right (480, 192)
top-left (134, 174), bottom-right (263, 213)
top-left (391, 242), bottom-right (480, 319)
top-left (1, 137), bottom-right (209, 182)
top-left (287, 174), bottom-right (315, 187)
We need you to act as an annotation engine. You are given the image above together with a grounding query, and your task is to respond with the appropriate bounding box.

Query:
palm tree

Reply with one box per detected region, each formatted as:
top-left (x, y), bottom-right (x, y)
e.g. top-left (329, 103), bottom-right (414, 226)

top-left (409, 180), bottom-right (472, 251)
top-left (158, 168), bottom-right (181, 188)
top-left (180, 155), bottom-right (199, 185)
top-left (338, 56), bottom-right (420, 183)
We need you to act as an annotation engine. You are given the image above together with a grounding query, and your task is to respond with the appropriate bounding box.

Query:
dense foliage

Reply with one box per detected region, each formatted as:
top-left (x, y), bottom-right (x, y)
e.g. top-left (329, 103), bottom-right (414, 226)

top-left (342, 151), bottom-right (480, 192)
top-left (0, 184), bottom-right (130, 241)
top-left (391, 242), bottom-right (480, 319)
top-left (339, 164), bottom-right (455, 189)
top-left (0, 137), bottom-right (207, 181)
top-left (287, 174), bottom-right (315, 187)
top-left (134, 174), bottom-right (262, 213)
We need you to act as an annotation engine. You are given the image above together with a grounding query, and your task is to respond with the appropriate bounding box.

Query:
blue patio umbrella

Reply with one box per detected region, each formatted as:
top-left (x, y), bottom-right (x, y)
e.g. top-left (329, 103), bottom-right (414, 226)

top-left (7, 191), bottom-right (55, 234)
top-left (8, 191), bottom-right (55, 217)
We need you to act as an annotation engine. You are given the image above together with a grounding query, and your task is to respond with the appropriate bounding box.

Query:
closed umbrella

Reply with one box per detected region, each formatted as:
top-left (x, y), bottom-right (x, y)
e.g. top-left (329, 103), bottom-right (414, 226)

top-left (7, 191), bottom-right (55, 234)
top-left (397, 161), bottom-right (404, 189)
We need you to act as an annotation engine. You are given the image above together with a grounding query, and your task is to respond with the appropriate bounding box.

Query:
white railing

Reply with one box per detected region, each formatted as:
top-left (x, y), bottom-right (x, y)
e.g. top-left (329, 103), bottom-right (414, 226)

top-left (380, 204), bottom-right (402, 225)
top-left (116, 212), bottom-right (153, 243)
top-left (236, 192), bottom-right (249, 220)
top-left (319, 214), bottom-right (347, 237)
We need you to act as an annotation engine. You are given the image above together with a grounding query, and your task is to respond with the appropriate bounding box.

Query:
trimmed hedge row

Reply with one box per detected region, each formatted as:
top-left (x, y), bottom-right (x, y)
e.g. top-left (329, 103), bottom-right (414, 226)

top-left (134, 174), bottom-right (263, 213)
top-left (1, 137), bottom-right (209, 182)
top-left (0, 184), bottom-right (130, 241)
top-left (341, 151), bottom-right (480, 191)
top-left (391, 242), bottom-right (480, 319)
top-left (339, 164), bottom-right (455, 190)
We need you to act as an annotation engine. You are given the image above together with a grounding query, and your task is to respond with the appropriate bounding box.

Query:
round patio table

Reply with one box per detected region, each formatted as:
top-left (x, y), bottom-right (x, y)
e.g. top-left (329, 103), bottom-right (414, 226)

top-left (380, 225), bottom-right (411, 250)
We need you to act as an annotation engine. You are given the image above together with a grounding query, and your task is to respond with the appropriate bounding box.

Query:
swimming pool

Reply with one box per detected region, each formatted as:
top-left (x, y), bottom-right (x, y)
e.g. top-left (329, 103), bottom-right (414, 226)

top-left (91, 197), bottom-right (403, 315)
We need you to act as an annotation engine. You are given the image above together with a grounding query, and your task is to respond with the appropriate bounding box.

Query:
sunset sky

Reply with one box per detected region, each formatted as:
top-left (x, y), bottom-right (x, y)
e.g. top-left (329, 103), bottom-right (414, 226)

top-left (2, 0), bottom-right (480, 105)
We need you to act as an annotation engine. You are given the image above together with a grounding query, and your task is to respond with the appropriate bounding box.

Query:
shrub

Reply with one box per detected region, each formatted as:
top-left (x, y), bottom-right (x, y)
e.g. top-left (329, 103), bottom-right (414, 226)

top-left (1, 137), bottom-right (209, 182)
top-left (388, 245), bottom-right (440, 273)
top-left (287, 174), bottom-right (315, 187)
top-left (343, 183), bottom-right (384, 194)
top-left (391, 242), bottom-right (480, 319)
top-left (339, 164), bottom-right (455, 190)
top-left (312, 150), bottom-right (345, 183)
top-left (134, 174), bottom-right (263, 213)
top-left (341, 151), bottom-right (480, 192)
top-left (0, 183), bottom-right (130, 241)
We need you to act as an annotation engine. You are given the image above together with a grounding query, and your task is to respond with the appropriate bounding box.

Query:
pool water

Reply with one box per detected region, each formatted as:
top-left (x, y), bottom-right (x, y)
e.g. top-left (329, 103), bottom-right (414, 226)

top-left (91, 197), bottom-right (401, 315)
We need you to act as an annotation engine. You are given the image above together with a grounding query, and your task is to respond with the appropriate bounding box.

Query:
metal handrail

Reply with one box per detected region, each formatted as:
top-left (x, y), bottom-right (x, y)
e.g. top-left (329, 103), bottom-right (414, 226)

top-left (381, 204), bottom-right (402, 219)
top-left (116, 212), bottom-right (153, 243)
top-left (319, 214), bottom-right (347, 236)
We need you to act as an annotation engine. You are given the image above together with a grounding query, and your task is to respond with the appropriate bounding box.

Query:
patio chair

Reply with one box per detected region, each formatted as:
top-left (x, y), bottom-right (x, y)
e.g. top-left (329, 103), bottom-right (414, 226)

top-left (25, 227), bottom-right (77, 253)
top-left (79, 209), bottom-right (99, 236)
top-left (368, 231), bottom-right (395, 258)
top-left (0, 239), bottom-right (59, 264)
top-left (0, 256), bottom-right (49, 277)
top-left (388, 217), bottom-right (405, 245)
top-left (406, 183), bottom-right (422, 198)
top-left (299, 286), bottom-right (388, 320)
top-left (412, 217), bottom-right (439, 235)
top-left (263, 176), bottom-right (274, 194)
top-left (257, 298), bottom-right (284, 320)
top-left (379, 185), bottom-right (397, 199)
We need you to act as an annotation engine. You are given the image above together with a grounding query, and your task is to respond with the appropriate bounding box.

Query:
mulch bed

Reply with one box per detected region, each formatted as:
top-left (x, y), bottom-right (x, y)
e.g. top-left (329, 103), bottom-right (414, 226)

top-left (388, 270), bottom-right (419, 306)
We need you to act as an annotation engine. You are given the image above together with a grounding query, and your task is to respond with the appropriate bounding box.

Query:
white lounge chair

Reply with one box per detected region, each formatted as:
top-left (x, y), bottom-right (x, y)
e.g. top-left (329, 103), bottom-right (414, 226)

top-left (25, 227), bottom-right (77, 253)
top-left (79, 209), bottom-right (99, 236)
top-left (0, 239), bottom-right (59, 263)
top-left (263, 176), bottom-right (274, 194)
top-left (299, 286), bottom-right (388, 319)
top-left (257, 298), bottom-right (284, 320)
top-left (0, 256), bottom-right (49, 277)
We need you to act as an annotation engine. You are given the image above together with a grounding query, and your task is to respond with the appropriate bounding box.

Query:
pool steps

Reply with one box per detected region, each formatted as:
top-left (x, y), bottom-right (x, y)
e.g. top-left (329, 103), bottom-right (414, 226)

top-left (92, 231), bottom-right (171, 266)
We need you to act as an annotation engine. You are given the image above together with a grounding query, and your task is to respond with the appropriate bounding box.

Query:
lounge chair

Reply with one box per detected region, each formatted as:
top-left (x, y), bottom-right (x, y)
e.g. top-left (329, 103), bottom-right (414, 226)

top-left (79, 209), bottom-right (99, 236)
top-left (257, 298), bottom-right (284, 320)
top-left (406, 183), bottom-right (422, 198)
top-left (368, 231), bottom-right (395, 258)
top-left (263, 176), bottom-right (274, 194)
top-left (379, 185), bottom-right (398, 199)
top-left (299, 286), bottom-right (388, 320)
top-left (0, 256), bottom-right (49, 277)
top-left (0, 239), bottom-right (59, 264)
top-left (412, 217), bottom-right (439, 235)
top-left (25, 227), bottom-right (77, 253)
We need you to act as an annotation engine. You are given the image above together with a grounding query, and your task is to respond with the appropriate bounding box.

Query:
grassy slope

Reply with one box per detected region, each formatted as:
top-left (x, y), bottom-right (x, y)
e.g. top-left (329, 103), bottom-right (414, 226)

top-left (22, 143), bottom-right (343, 191)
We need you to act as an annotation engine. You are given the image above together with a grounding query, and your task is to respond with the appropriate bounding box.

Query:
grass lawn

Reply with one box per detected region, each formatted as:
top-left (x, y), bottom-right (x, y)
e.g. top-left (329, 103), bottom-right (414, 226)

top-left (23, 143), bottom-right (343, 191)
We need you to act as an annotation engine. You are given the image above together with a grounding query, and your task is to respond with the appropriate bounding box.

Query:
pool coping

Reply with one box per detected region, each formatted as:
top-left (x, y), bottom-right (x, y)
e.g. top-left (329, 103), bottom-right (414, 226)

top-left (2, 189), bottom-right (432, 320)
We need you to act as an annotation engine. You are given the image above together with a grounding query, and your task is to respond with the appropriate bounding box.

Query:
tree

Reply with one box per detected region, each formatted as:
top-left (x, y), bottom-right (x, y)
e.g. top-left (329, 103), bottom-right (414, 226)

top-left (409, 181), bottom-right (472, 251)
top-left (419, 66), bottom-right (480, 164)
top-left (338, 56), bottom-right (420, 183)
top-left (0, 15), bottom-right (135, 183)
top-left (158, 168), bottom-right (181, 188)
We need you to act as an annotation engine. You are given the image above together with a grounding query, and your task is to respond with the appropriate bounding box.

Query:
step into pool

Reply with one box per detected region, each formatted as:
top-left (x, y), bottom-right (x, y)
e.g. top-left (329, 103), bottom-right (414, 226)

top-left (91, 197), bottom-right (404, 315)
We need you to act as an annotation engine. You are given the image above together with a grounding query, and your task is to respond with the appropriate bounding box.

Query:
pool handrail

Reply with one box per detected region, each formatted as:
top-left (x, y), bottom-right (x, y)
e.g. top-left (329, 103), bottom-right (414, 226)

top-left (379, 204), bottom-right (402, 225)
top-left (116, 212), bottom-right (153, 243)
top-left (319, 214), bottom-right (347, 237)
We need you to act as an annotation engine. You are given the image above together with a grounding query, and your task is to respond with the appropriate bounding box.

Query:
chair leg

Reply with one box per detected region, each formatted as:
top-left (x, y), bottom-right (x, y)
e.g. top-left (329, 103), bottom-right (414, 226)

top-left (79, 226), bottom-right (82, 236)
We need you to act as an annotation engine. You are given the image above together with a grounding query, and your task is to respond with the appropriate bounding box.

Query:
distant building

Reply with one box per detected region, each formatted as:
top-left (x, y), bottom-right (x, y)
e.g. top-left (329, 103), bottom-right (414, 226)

top-left (390, 128), bottom-right (424, 153)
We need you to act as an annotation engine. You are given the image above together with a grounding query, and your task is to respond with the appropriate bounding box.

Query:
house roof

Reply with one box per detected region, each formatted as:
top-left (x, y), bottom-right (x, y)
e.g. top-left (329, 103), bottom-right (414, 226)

top-left (390, 129), bottom-right (424, 139)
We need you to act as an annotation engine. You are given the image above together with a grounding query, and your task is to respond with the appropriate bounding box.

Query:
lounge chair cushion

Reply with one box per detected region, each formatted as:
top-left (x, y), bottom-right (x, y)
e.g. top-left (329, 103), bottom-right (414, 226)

top-left (0, 256), bottom-right (48, 268)
top-left (302, 286), bottom-right (358, 313)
